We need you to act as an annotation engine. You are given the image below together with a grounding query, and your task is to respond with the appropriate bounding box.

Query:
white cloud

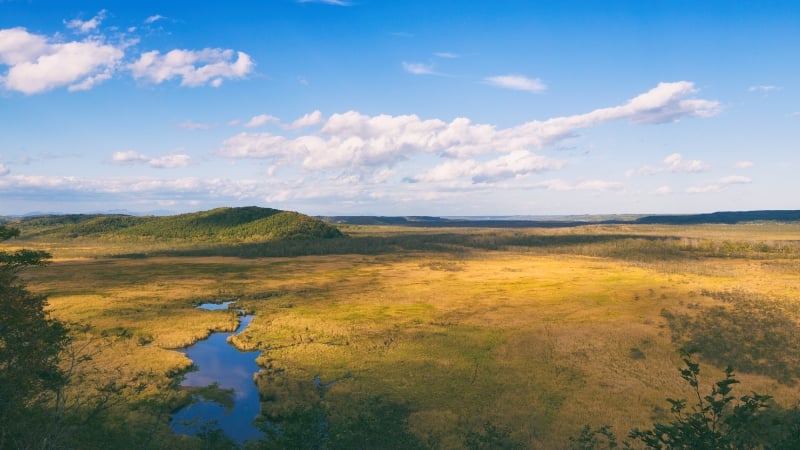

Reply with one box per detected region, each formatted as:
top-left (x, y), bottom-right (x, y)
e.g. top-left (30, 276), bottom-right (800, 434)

top-left (662, 153), bottom-right (709, 172)
top-left (748, 85), bottom-right (780, 92)
top-left (244, 114), bottom-right (279, 128)
top-left (0, 27), bottom-right (48, 66)
top-left (484, 74), bottom-right (546, 93)
top-left (112, 151), bottom-right (191, 168)
top-left (629, 153), bottom-right (709, 176)
top-left (687, 175), bottom-right (751, 193)
top-left (734, 160), bottom-right (754, 169)
top-left (434, 52), bottom-right (458, 59)
top-left (145, 14), bottom-right (167, 24)
top-left (148, 154), bottom-right (191, 169)
top-left (413, 151), bottom-right (564, 184)
top-left (65, 10), bottom-right (107, 34)
top-left (290, 110), bottom-right (323, 129)
top-left (655, 186), bottom-right (671, 195)
top-left (0, 164), bottom-right (8, 176)
top-left (402, 61), bottom-right (434, 75)
top-left (534, 179), bottom-right (623, 192)
top-left (0, 27), bottom-right (124, 94)
top-left (719, 175), bottom-right (751, 184)
top-left (178, 120), bottom-right (216, 130)
top-left (218, 133), bottom-right (290, 159)
top-left (217, 82), bottom-right (720, 176)
top-left (129, 48), bottom-right (254, 87)
top-left (112, 150), bottom-right (148, 164)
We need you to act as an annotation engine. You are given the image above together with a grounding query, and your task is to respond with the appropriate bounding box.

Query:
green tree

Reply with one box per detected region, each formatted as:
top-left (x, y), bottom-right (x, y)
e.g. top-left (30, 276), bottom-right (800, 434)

top-left (570, 352), bottom-right (788, 450)
top-left (628, 353), bottom-right (772, 449)
top-left (0, 225), bottom-right (70, 449)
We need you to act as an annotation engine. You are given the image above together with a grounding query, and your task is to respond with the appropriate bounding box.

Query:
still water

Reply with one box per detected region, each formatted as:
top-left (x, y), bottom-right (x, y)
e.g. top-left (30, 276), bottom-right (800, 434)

top-left (170, 303), bottom-right (264, 443)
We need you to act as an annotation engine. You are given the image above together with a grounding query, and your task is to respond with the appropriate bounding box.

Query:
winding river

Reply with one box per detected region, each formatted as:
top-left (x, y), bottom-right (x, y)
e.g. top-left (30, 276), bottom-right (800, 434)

top-left (170, 302), bottom-right (264, 443)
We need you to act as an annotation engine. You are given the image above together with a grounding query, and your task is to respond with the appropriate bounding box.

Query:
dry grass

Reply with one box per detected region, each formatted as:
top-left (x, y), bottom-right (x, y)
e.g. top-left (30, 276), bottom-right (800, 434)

top-left (4, 222), bottom-right (800, 448)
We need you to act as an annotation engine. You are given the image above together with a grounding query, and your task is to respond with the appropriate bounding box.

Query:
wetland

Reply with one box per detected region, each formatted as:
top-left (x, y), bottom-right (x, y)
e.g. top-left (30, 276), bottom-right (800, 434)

top-left (3, 209), bottom-right (800, 448)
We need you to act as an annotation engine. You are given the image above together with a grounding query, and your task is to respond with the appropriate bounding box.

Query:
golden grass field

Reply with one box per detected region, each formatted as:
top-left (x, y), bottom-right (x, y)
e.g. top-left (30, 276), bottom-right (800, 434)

top-left (6, 222), bottom-right (800, 448)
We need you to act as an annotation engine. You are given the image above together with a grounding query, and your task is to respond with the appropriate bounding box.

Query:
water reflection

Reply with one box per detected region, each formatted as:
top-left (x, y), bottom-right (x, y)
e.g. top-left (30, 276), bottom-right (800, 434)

top-left (196, 301), bottom-right (237, 311)
top-left (170, 310), bottom-right (264, 443)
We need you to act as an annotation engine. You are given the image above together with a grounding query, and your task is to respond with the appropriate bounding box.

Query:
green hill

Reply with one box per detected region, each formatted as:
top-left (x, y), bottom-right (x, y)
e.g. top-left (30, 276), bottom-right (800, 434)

top-left (12, 207), bottom-right (344, 242)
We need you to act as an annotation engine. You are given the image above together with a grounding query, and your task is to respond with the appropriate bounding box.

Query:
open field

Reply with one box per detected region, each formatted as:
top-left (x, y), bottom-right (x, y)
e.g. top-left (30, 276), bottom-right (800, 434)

top-left (5, 221), bottom-right (800, 448)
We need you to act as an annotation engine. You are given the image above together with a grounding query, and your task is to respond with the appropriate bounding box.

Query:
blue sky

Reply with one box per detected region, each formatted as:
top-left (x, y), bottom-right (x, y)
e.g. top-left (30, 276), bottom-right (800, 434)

top-left (1, 0), bottom-right (798, 216)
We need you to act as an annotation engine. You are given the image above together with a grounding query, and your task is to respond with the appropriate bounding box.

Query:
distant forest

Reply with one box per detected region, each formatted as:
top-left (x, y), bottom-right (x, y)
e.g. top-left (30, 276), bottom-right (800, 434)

top-left (321, 210), bottom-right (800, 228)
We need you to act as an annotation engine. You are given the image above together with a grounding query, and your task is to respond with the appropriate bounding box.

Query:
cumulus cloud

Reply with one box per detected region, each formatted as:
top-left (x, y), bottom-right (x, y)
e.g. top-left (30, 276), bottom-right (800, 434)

top-left (484, 74), bottom-right (546, 93)
top-left (217, 82), bottom-right (720, 176)
top-left (244, 114), bottom-right (279, 128)
top-left (65, 10), bottom-right (107, 34)
top-left (687, 175), bottom-right (751, 193)
top-left (290, 110), bottom-right (323, 129)
top-left (0, 164), bottom-right (9, 176)
top-left (402, 61), bottom-right (434, 75)
top-left (112, 150), bottom-right (149, 164)
top-left (112, 150), bottom-right (191, 168)
top-left (129, 48), bottom-right (254, 87)
top-left (628, 153), bottom-right (710, 176)
top-left (0, 27), bottom-right (124, 94)
top-left (413, 151), bottom-right (564, 184)
top-left (735, 160), bottom-right (754, 169)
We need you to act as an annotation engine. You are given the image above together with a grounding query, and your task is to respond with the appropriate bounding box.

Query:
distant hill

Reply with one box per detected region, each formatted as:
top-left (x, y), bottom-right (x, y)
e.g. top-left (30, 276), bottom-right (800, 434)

top-left (10, 207), bottom-right (344, 241)
top-left (633, 210), bottom-right (800, 225)
top-left (321, 210), bottom-right (800, 228)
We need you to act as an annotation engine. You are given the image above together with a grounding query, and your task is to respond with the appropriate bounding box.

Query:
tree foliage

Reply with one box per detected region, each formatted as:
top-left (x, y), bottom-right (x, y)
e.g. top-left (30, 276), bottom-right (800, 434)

top-left (571, 352), bottom-right (799, 450)
top-left (628, 354), bottom-right (772, 449)
top-left (10, 207), bottom-right (344, 242)
top-left (0, 225), bottom-right (70, 449)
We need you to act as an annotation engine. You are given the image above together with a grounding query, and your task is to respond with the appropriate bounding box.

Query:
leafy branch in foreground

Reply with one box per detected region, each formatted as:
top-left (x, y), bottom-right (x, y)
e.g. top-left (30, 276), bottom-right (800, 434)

top-left (571, 351), bottom-right (797, 449)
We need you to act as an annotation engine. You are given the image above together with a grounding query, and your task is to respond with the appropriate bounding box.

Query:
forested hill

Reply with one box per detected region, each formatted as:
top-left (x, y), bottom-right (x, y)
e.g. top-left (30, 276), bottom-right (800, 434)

top-left (6, 207), bottom-right (344, 241)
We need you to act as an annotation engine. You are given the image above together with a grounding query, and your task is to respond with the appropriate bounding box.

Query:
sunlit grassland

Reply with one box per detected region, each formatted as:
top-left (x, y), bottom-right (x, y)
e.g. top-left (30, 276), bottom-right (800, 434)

top-left (6, 222), bottom-right (800, 448)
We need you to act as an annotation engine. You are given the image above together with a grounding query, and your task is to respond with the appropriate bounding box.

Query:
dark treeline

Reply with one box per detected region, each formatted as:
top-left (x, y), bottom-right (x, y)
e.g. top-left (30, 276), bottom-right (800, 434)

top-left (322, 209), bottom-right (800, 228)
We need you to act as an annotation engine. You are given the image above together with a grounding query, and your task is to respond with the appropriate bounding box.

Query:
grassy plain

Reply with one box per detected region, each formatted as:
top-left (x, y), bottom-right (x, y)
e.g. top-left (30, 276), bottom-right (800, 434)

top-left (5, 221), bottom-right (800, 448)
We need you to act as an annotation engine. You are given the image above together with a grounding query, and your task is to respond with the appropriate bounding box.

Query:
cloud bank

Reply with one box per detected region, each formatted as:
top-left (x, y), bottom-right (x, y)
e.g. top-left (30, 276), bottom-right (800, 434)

top-left (0, 81), bottom-right (726, 212)
top-left (218, 82), bottom-right (720, 177)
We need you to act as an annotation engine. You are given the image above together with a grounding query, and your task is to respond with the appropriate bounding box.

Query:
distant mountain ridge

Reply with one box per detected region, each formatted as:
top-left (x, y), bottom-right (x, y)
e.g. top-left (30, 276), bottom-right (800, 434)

top-left (5, 209), bottom-right (799, 238)
top-left (632, 210), bottom-right (800, 225)
top-left (6, 207), bottom-right (343, 241)
top-left (321, 210), bottom-right (800, 228)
